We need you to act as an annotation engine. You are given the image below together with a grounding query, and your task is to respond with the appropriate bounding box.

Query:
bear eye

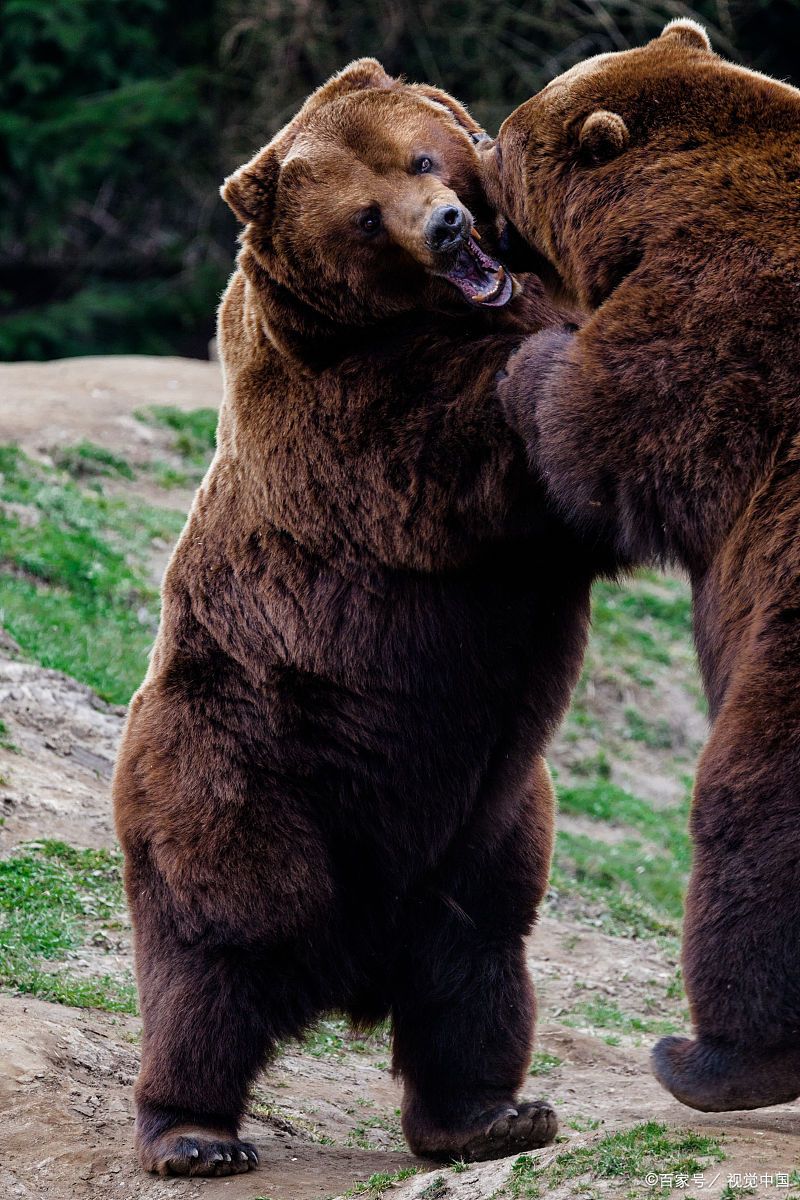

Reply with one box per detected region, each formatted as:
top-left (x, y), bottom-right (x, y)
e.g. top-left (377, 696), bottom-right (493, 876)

top-left (415, 156), bottom-right (434, 174)
top-left (357, 207), bottom-right (381, 235)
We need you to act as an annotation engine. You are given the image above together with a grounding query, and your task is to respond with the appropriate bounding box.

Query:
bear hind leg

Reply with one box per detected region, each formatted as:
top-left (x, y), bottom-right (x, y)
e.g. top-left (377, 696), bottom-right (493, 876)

top-left (133, 920), bottom-right (319, 1176)
top-left (652, 677), bottom-right (800, 1112)
top-left (393, 765), bottom-right (557, 1161)
top-left (393, 931), bottom-right (556, 1161)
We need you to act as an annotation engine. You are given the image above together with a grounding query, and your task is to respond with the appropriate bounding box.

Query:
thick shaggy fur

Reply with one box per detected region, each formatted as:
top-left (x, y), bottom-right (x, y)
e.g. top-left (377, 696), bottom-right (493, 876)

top-left (113, 60), bottom-right (595, 1177)
top-left (487, 21), bottom-right (800, 1113)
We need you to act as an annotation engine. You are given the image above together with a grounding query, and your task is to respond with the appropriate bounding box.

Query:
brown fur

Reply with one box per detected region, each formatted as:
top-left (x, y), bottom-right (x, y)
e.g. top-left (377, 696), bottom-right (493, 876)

top-left (113, 60), bottom-right (596, 1176)
top-left (486, 21), bottom-right (800, 1113)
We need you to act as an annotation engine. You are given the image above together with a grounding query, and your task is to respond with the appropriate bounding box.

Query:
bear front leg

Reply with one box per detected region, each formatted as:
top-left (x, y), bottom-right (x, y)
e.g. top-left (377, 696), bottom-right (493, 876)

top-left (652, 668), bottom-right (800, 1111)
top-left (392, 762), bottom-right (557, 1161)
top-left (496, 326), bottom-right (577, 464)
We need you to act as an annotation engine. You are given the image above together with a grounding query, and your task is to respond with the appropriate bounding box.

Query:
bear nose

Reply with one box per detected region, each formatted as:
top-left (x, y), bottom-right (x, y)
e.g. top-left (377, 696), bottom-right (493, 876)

top-left (425, 204), bottom-right (467, 253)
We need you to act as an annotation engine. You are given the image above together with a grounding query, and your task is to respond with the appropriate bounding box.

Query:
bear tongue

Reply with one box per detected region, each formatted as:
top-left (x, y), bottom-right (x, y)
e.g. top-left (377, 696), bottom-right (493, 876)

top-left (440, 235), bottom-right (514, 308)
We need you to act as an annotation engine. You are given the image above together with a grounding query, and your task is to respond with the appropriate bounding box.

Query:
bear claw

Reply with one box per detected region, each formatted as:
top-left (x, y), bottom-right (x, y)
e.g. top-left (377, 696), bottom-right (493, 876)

top-left (461, 1100), bottom-right (557, 1162)
top-left (142, 1129), bottom-right (260, 1177)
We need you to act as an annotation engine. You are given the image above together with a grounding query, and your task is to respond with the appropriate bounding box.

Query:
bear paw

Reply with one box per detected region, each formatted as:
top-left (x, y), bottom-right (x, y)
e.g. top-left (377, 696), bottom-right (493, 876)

top-left (139, 1126), bottom-right (260, 1177)
top-left (652, 1035), bottom-right (800, 1112)
top-left (408, 1099), bottom-right (557, 1162)
top-left (496, 327), bottom-right (575, 449)
top-left (461, 1100), bottom-right (557, 1162)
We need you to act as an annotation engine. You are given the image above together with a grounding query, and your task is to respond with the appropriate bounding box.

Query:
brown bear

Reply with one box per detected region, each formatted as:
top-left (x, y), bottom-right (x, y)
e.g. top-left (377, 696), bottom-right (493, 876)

top-left (113, 59), bottom-right (598, 1176)
top-left (484, 19), bottom-right (800, 1114)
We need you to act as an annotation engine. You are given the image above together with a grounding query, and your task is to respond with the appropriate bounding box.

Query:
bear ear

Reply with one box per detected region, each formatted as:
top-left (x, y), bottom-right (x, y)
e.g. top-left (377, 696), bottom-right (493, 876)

top-left (220, 58), bottom-right (395, 227)
top-left (305, 57), bottom-right (395, 112)
top-left (659, 18), bottom-right (713, 52)
top-left (221, 145), bottom-right (280, 226)
top-left (578, 110), bottom-right (629, 165)
top-left (408, 83), bottom-right (487, 142)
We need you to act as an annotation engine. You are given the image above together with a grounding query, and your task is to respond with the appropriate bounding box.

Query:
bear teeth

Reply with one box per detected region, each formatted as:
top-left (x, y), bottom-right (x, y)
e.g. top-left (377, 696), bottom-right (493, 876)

top-left (441, 235), bottom-right (513, 307)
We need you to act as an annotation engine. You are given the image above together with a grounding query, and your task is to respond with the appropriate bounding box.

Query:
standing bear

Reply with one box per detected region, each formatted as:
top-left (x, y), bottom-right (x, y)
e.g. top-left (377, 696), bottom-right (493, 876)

top-left (113, 59), bottom-right (598, 1176)
top-left (487, 20), bottom-right (800, 1113)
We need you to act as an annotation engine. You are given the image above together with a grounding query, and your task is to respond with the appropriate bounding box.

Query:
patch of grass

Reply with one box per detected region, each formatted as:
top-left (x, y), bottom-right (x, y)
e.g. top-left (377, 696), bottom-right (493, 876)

top-left (419, 1177), bottom-right (448, 1200)
top-left (0, 444), bottom-right (184, 703)
top-left (0, 839), bottom-right (136, 1013)
top-left (560, 572), bottom-right (698, 746)
top-left (549, 1122), bottom-right (723, 1188)
top-left (344, 1167), bottom-right (420, 1197)
top-left (301, 1015), bottom-right (390, 1059)
top-left (570, 750), bottom-right (612, 781)
top-left (0, 718), bottom-right (17, 752)
top-left (249, 1097), bottom-right (334, 1144)
top-left (529, 1051), bottom-right (562, 1076)
top-left (567, 1116), bottom-right (602, 1132)
top-left (53, 440), bottom-right (135, 481)
top-left (506, 1153), bottom-right (542, 1198)
top-left (148, 460), bottom-right (191, 489)
top-left (505, 1123), bottom-right (724, 1197)
top-left (552, 827), bottom-right (687, 940)
top-left (590, 581), bottom-right (674, 668)
top-left (552, 778), bottom-right (692, 939)
top-left (613, 585), bottom-right (693, 641)
top-left (557, 779), bottom-right (690, 855)
top-left (624, 708), bottom-right (675, 750)
top-left (346, 1110), bottom-right (404, 1151)
top-left (135, 405), bottom-right (217, 465)
top-left (564, 996), bottom-right (681, 1039)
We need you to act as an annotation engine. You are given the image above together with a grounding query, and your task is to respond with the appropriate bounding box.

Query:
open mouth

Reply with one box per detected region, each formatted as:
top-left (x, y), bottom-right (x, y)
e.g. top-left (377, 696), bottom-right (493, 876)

top-left (439, 231), bottom-right (515, 307)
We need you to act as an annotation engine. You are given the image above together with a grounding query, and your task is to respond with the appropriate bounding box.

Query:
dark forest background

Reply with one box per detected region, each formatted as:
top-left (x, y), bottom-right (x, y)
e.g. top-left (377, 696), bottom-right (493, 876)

top-left (2, 0), bottom-right (794, 361)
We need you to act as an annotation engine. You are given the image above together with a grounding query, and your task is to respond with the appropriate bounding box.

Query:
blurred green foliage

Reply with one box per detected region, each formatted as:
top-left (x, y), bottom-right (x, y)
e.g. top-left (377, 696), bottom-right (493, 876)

top-left (1, 0), bottom-right (221, 360)
top-left (3, 0), bottom-right (797, 361)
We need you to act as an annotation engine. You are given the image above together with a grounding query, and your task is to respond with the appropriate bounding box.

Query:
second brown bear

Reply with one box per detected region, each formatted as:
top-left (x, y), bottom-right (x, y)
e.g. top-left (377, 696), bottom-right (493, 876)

top-left (489, 20), bottom-right (800, 1114)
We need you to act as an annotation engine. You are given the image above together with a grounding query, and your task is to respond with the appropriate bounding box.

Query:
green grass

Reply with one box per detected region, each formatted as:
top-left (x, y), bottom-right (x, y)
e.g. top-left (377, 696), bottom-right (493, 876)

top-left (612, 587), bottom-right (693, 640)
top-left (148, 460), bottom-right (192, 489)
top-left (557, 778), bottom-right (691, 853)
top-left (567, 1116), bottom-right (602, 1132)
top-left (53, 440), bottom-right (135, 481)
top-left (346, 1110), bottom-right (404, 1151)
top-left (301, 1015), bottom-right (390, 1059)
top-left (569, 750), bottom-right (612, 780)
top-left (529, 1051), bottom-right (562, 1076)
top-left (549, 1123), bottom-right (724, 1189)
top-left (505, 1123), bottom-right (724, 1197)
top-left (135, 405), bottom-right (217, 465)
top-left (561, 573), bottom-right (697, 739)
top-left (0, 444), bottom-right (184, 703)
top-left (624, 708), bottom-right (676, 750)
top-left (343, 1168), bottom-right (420, 1197)
top-left (419, 1177), bottom-right (448, 1200)
top-left (0, 839), bottom-right (136, 1012)
top-left (564, 996), bottom-right (681, 1039)
top-left (552, 778), bottom-right (692, 939)
top-left (590, 581), bottom-right (675, 668)
top-left (552, 830), bottom-right (686, 939)
top-left (0, 718), bottom-right (17, 752)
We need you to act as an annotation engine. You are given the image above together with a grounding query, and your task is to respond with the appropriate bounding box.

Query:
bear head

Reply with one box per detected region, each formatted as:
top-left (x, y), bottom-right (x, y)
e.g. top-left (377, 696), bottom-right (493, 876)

top-left (222, 60), bottom-right (517, 349)
top-left (482, 19), bottom-right (800, 309)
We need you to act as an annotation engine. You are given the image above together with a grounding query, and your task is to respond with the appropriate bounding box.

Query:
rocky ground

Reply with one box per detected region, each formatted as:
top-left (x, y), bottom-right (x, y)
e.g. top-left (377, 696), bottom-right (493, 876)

top-left (0, 357), bottom-right (797, 1200)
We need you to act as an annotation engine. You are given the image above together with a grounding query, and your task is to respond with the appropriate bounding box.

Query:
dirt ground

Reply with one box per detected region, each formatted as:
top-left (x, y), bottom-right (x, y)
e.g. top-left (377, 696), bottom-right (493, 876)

top-left (0, 357), bottom-right (797, 1200)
